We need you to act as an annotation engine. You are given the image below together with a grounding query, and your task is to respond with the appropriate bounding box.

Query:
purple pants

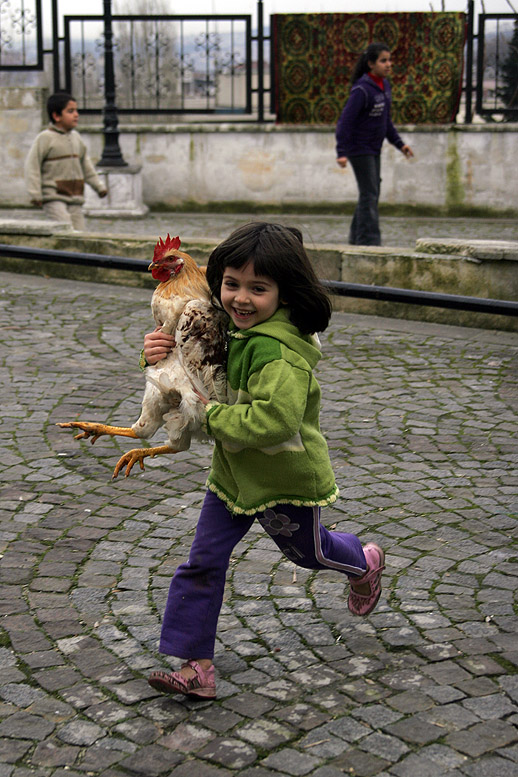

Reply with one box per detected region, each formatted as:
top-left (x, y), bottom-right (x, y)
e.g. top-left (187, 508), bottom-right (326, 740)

top-left (159, 490), bottom-right (366, 659)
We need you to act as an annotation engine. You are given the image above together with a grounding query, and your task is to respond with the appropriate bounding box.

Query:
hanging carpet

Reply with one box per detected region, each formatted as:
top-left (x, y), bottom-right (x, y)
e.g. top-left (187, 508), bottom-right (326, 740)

top-left (272, 12), bottom-right (465, 124)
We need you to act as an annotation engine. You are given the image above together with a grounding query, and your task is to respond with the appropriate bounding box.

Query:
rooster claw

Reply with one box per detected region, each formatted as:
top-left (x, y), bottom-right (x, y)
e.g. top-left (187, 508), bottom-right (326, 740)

top-left (113, 449), bottom-right (148, 479)
top-left (57, 421), bottom-right (106, 444)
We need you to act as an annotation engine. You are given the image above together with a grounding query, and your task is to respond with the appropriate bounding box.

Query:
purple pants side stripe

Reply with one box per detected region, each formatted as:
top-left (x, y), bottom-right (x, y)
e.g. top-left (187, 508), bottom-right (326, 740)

top-left (159, 490), bottom-right (367, 660)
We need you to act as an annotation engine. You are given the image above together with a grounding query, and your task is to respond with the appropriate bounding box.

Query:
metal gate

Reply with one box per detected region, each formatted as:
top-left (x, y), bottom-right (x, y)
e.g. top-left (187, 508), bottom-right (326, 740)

top-left (1, 0), bottom-right (517, 124)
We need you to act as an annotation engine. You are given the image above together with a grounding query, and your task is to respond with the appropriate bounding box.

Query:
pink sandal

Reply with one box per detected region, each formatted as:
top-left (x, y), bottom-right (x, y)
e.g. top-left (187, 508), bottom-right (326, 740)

top-left (348, 543), bottom-right (385, 616)
top-left (148, 660), bottom-right (216, 699)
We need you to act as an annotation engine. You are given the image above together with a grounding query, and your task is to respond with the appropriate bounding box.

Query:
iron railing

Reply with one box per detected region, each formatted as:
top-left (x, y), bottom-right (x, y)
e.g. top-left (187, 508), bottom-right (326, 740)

top-left (2, 0), bottom-right (517, 124)
top-left (64, 14), bottom-right (254, 115)
top-left (476, 13), bottom-right (518, 120)
top-left (1, 243), bottom-right (517, 318)
top-left (0, 0), bottom-right (42, 69)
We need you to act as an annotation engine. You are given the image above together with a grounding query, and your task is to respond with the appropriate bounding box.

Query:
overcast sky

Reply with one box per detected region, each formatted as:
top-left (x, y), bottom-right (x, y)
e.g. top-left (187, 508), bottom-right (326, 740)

top-left (56, 0), bottom-right (516, 16)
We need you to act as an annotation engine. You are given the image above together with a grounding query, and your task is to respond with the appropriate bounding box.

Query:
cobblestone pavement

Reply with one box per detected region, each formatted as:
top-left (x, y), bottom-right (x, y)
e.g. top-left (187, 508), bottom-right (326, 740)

top-left (3, 208), bottom-right (518, 248)
top-left (1, 268), bottom-right (518, 777)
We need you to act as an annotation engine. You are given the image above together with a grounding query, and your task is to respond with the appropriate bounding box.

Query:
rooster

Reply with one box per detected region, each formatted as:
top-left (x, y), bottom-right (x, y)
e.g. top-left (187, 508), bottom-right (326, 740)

top-left (58, 235), bottom-right (228, 477)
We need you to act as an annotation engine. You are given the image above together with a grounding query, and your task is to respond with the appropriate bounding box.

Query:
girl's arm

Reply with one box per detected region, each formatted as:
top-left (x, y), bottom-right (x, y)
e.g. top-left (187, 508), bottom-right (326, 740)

top-left (204, 360), bottom-right (310, 450)
top-left (386, 119), bottom-right (413, 158)
top-left (335, 87), bottom-right (366, 159)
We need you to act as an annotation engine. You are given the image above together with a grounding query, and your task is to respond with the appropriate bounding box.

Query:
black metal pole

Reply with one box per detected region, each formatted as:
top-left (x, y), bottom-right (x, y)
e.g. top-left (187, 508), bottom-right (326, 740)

top-left (98, 0), bottom-right (127, 166)
top-left (52, 0), bottom-right (60, 91)
top-left (465, 0), bottom-right (474, 123)
top-left (257, 0), bottom-right (264, 122)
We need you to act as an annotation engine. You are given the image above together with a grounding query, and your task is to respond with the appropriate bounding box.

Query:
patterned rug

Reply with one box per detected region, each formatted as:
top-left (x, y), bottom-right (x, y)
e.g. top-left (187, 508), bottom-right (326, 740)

top-left (272, 12), bottom-right (466, 124)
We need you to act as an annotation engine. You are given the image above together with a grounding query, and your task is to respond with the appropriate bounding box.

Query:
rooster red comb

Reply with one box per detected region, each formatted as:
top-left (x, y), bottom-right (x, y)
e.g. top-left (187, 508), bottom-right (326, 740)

top-left (153, 234), bottom-right (181, 264)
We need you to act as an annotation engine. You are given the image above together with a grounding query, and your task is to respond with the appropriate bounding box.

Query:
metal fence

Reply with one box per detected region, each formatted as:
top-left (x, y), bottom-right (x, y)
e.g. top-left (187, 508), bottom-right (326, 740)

top-left (64, 15), bottom-right (254, 115)
top-left (475, 14), bottom-right (518, 120)
top-left (1, 0), bottom-right (517, 123)
top-left (0, 0), bottom-right (42, 69)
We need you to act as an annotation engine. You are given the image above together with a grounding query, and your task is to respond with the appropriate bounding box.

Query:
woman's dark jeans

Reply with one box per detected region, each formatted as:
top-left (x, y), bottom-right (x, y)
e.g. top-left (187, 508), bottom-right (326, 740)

top-left (348, 154), bottom-right (382, 246)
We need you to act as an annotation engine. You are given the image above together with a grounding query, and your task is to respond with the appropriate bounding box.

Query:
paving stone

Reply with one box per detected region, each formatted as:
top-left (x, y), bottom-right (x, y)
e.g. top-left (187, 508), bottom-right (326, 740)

top-left (418, 743), bottom-right (468, 770)
top-left (118, 744), bottom-right (182, 775)
top-left (384, 715), bottom-right (445, 744)
top-left (113, 717), bottom-right (162, 745)
top-left (271, 703), bottom-right (331, 731)
top-left (445, 719), bottom-right (518, 757)
top-left (455, 676), bottom-right (499, 697)
top-left (458, 655), bottom-right (507, 676)
top-left (237, 719), bottom-right (295, 750)
top-left (419, 703), bottom-right (480, 731)
top-left (169, 761), bottom-right (234, 777)
top-left (158, 722), bottom-right (215, 752)
top-left (56, 720), bottom-right (106, 746)
top-left (331, 748), bottom-right (391, 777)
top-left (197, 737), bottom-right (257, 769)
top-left (388, 752), bottom-right (453, 777)
top-left (359, 731), bottom-right (410, 761)
top-left (30, 740), bottom-right (80, 767)
top-left (385, 690), bottom-right (435, 713)
top-left (0, 711), bottom-right (55, 740)
top-left (500, 676), bottom-right (518, 704)
top-left (462, 693), bottom-right (518, 720)
top-left (76, 745), bottom-right (127, 771)
top-left (260, 748), bottom-right (319, 775)
top-left (0, 739), bottom-right (32, 763)
top-left (461, 755), bottom-right (518, 777)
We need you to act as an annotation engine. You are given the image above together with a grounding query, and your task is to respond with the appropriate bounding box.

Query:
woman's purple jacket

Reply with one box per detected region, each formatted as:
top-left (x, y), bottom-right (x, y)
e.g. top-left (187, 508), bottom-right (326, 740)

top-left (335, 73), bottom-right (404, 158)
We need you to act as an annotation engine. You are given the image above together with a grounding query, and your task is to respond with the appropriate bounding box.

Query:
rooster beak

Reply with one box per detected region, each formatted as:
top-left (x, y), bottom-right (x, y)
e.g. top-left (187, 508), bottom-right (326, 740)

top-left (148, 262), bottom-right (155, 271)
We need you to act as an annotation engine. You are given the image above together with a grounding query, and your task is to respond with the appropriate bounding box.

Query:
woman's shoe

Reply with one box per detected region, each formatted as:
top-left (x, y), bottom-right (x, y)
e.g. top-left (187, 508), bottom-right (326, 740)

top-left (148, 660), bottom-right (216, 699)
top-left (348, 543), bottom-right (385, 616)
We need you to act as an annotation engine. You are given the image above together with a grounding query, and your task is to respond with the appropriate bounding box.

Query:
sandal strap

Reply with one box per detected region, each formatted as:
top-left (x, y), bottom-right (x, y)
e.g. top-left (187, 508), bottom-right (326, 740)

top-left (186, 660), bottom-right (203, 674)
top-left (158, 661), bottom-right (205, 693)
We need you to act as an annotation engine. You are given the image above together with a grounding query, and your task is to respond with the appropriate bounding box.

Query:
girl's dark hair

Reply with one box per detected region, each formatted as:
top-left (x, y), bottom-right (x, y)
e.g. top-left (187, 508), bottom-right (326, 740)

top-left (206, 222), bottom-right (332, 334)
top-left (351, 42), bottom-right (390, 83)
top-left (47, 91), bottom-right (75, 122)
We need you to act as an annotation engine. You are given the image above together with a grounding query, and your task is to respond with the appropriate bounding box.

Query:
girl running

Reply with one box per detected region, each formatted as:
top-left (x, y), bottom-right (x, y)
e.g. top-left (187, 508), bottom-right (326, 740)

top-left (146, 222), bottom-right (385, 699)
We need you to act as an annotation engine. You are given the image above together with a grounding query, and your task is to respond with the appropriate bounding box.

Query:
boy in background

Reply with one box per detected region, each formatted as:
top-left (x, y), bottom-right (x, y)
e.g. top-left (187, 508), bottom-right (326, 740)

top-left (25, 91), bottom-right (107, 231)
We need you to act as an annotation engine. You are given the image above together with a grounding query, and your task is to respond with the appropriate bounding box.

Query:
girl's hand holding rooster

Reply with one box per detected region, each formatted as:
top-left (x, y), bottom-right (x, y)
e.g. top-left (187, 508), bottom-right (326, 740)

top-left (144, 327), bottom-right (176, 365)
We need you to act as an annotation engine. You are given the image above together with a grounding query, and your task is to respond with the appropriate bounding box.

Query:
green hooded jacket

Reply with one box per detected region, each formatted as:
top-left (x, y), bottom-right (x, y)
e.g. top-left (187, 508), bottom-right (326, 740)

top-left (203, 307), bottom-right (339, 515)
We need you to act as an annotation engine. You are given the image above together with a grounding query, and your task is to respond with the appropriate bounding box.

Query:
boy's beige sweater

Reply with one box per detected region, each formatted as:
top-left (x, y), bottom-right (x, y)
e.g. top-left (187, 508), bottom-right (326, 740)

top-left (25, 124), bottom-right (106, 204)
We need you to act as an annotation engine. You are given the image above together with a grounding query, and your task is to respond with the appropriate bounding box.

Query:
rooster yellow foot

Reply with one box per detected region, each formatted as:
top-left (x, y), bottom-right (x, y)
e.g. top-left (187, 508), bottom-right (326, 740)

top-left (113, 445), bottom-right (176, 479)
top-left (57, 422), bottom-right (138, 444)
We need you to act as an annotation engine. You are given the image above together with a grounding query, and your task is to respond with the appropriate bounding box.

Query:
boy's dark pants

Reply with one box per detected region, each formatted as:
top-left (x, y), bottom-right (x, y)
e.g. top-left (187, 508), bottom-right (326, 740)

top-left (159, 490), bottom-right (366, 660)
top-left (348, 154), bottom-right (382, 246)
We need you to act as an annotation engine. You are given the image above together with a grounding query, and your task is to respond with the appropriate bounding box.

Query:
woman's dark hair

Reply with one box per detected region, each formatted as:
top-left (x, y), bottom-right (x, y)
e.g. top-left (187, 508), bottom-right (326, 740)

top-left (47, 91), bottom-right (75, 123)
top-left (206, 222), bottom-right (332, 334)
top-left (351, 42), bottom-right (390, 83)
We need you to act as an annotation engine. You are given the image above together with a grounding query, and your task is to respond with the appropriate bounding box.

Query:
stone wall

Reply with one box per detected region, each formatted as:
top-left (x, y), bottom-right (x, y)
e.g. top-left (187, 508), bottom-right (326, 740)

top-left (1, 221), bottom-right (516, 331)
top-left (2, 86), bottom-right (517, 213)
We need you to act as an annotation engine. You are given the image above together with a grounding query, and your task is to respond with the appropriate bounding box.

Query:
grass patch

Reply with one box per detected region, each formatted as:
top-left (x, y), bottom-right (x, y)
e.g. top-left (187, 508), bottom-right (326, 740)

top-left (147, 201), bottom-right (518, 219)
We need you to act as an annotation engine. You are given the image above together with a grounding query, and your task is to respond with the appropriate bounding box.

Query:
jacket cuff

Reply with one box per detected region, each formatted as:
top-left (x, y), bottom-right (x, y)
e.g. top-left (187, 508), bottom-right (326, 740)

top-left (202, 402), bottom-right (219, 434)
top-left (139, 349), bottom-right (149, 371)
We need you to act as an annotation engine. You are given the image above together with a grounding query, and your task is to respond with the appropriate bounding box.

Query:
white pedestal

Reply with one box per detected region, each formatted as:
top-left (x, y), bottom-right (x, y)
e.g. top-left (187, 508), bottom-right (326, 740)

top-left (84, 163), bottom-right (149, 218)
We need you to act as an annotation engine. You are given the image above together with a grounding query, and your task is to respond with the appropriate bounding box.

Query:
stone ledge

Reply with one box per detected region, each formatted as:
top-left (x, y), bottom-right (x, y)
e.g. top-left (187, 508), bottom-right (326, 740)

top-left (0, 218), bottom-right (73, 235)
top-left (416, 238), bottom-right (518, 261)
top-left (1, 228), bottom-right (517, 331)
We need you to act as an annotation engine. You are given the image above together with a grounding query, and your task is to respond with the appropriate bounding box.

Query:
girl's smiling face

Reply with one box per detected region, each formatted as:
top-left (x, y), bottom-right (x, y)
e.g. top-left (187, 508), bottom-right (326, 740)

top-left (221, 261), bottom-right (280, 330)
